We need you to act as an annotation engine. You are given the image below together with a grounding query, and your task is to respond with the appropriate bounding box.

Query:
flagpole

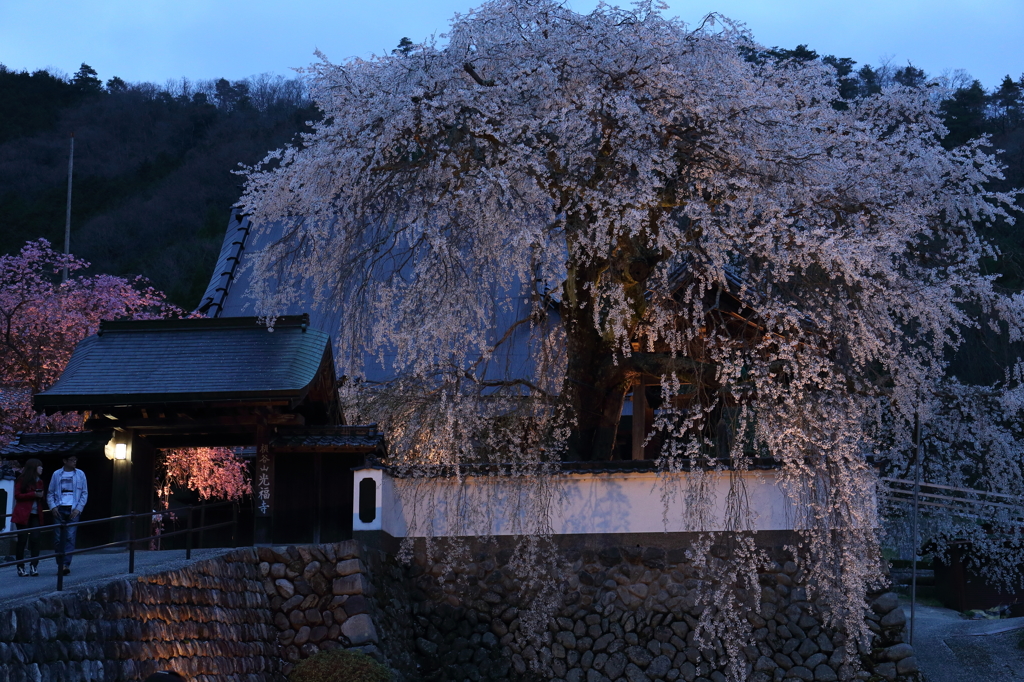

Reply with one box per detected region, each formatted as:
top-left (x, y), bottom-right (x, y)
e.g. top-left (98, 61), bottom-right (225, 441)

top-left (910, 410), bottom-right (923, 645)
top-left (63, 133), bottom-right (74, 282)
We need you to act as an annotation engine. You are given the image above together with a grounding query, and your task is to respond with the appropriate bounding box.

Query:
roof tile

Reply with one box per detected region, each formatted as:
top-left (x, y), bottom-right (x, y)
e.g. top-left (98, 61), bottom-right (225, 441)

top-left (36, 315), bottom-right (331, 410)
top-left (1, 430), bottom-right (113, 456)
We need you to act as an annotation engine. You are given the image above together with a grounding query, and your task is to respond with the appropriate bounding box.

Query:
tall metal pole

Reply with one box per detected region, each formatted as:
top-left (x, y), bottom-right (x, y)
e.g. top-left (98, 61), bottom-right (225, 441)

top-left (910, 411), bottom-right (923, 645)
top-left (62, 133), bottom-right (74, 282)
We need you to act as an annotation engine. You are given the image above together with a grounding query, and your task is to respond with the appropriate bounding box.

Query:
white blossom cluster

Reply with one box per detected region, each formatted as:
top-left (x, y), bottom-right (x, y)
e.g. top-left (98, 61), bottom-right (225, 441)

top-left (880, 366), bottom-right (1024, 593)
top-left (240, 0), bottom-right (1021, 670)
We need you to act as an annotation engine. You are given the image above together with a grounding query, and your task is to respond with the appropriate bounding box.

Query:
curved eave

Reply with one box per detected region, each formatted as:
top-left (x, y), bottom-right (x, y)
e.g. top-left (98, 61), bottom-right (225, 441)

top-left (34, 387), bottom-right (313, 415)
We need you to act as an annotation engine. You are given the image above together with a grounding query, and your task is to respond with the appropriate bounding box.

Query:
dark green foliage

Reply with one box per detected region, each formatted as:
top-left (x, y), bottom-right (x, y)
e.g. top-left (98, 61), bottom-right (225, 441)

top-left (740, 43), bottom-right (818, 67)
top-left (106, 76), bottom-right (128, 92)
top-left (857, 64), bottom-right (883, 97)
top-left (766, 43), bottom-right (818, 63)
top-left (287, 649), bottom-right (392, 682)
top-left (214, 78), bottom-right (250, 111)
top-left (940, 79), bottom-right (988, 148)
top-left (822, 55), bottom-right (859, 100)
top-left (72, 63), bottom-right (102, 93)
top-left (893, 64), bottom-right (926, 88)
top-left (992, 75), bottom-right (1023, 131)
top-left (0, 66), bottom-right (318, 309)
top-left (0, 65), bottom-right (83, 144)
top-left (393, 37), bottom-right (415, 55)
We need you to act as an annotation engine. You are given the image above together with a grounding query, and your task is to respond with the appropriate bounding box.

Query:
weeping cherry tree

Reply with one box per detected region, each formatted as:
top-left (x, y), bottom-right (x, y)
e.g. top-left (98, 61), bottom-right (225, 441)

top-left (240, 0), bottom-right (1021, 666)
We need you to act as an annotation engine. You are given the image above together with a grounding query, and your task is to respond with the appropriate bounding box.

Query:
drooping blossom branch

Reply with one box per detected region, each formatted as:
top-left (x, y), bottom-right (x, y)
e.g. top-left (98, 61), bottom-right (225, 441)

top-left (158, 447), bottom-right (252, 502)
top-left (238, 0), bottom-right (1022, 670)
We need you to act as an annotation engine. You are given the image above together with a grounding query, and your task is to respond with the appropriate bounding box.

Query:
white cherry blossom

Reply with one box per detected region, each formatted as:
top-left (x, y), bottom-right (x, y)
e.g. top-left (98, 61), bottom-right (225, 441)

top-left (240, 1), bottom-right (1021, 670)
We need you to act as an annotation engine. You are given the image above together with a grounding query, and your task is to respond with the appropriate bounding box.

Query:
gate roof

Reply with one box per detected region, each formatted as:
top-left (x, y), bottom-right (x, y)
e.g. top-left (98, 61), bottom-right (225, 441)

top-left (35, 315), bottom-right (334, 414)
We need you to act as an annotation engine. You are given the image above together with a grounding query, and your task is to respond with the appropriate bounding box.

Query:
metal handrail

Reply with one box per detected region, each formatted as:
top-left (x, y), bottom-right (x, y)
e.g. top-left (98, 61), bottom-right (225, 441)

top-left (881, 477), bottom-right (1024, 503)
top-left (880, 478), bottom-right (1024, 523)
top-left (0, 499), bottom-right (240, 591)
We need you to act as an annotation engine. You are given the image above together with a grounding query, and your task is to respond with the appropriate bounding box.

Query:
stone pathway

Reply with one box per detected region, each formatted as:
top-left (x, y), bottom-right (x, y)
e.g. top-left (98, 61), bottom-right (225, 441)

top-left (0, 547), bottom-right (227, 609)
top-left (905, 599), bottom-right (1024, 682)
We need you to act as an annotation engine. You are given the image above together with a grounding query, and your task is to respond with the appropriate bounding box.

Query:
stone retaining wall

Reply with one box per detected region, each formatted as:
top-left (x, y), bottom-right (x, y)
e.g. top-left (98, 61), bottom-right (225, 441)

top-left (258, 534), bottom-right (920, 682)
top-left (256, 541), bottom-right (416, 679)
top-left (0, 548), bottom-right (280, 682)
top-left (368, 535), bottom-right (919, 682)
top-left (1, 538), bottom-right (919, 682)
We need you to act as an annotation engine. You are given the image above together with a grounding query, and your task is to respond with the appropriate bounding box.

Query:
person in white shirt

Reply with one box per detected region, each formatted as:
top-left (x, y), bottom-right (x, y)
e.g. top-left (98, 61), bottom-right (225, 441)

top-left (46, 455), bottom-right (88, 575)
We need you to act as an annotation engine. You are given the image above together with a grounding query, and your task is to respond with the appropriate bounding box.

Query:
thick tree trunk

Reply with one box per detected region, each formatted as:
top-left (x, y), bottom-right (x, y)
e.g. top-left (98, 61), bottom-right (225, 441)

top-left (559, 229), bottom-right (677, 460)
top-left (562, 311), bottom-right (631, 461)
top-left (560, 257), bottom-right (633, 461)
top-left (559, 255), bottom-right (719, 460)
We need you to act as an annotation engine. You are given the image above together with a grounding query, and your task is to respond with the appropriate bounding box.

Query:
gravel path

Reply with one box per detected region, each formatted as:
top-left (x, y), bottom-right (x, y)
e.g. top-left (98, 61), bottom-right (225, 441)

top-left (0, 547), bottom-right (229, 609)
top-left (906, 598), bottom-right (1024, 682)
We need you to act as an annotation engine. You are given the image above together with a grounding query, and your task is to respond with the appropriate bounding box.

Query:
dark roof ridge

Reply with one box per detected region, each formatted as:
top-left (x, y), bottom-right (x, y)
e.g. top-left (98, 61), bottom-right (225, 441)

top-left (278, 424), bottom-right (382, 434)
top-left (5, 430), bottom-right (112, 443)
top-left (1, 429), bottom-right (114, 456)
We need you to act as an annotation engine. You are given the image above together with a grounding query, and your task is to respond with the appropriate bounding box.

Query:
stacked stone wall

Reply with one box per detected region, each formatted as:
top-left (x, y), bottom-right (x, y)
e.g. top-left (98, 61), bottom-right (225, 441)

top-left (365, 536), bottom-right (920, 682)
top-left (1, 537), bottom-right (919, 682)
top-left (257, 540), bottom-right (418, 679)
top-left (0, 548), bottom-right (280, 682)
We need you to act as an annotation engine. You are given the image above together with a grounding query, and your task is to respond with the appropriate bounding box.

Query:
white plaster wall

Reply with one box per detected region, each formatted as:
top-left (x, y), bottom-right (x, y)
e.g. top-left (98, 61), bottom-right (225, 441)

top-left (0, 479), bottom-right (14, 534)
top-left (353, 468), bottom-right (809, 538)
top-left (352, 469), bottom-right (384, 533)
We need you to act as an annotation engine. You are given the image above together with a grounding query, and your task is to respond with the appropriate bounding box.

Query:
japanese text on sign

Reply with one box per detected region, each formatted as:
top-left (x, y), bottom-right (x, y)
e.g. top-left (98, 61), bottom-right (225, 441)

top-left (256, 444), bottom-right (271, 515)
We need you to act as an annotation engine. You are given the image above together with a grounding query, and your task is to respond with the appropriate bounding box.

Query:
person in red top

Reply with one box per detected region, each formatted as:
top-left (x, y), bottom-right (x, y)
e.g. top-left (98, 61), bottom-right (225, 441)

top-left (12, 458), bottom-right (46, 577)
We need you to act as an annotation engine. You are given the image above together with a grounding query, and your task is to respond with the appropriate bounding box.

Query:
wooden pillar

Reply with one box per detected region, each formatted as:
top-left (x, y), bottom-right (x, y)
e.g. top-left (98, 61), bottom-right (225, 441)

top-left (632, 377), bottom-right (647, 460)
top-left (313, 452), bottom-right (323, 545)
top-left (130, 431), bottom-right (155, 544)
top-left (254, 425), bottom-right (275, 545)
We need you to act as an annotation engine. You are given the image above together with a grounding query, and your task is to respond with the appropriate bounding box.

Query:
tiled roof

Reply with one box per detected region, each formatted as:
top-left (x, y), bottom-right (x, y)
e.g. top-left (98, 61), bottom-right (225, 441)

top-left (0, 463), bottom-right (18, 480)
top-left (0, 386), bottom-right (31, 411)
top-left (0, 430), bottom-right (113, 457)
top-left (271, 426), bottom-right (384, 452)
top-left (35, 315), bottom-right (331, 412)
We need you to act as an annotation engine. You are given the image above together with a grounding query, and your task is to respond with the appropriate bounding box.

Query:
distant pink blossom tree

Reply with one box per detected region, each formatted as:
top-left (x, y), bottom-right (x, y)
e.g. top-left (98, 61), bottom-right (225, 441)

top-left (2, 239), bottom-right (251, 541)
top-left (0, 239), bottom-right (179, 446)
top-left (151, 446), bottom-right (252, 548)
top-left (157, 447), bottom-right (252, 502)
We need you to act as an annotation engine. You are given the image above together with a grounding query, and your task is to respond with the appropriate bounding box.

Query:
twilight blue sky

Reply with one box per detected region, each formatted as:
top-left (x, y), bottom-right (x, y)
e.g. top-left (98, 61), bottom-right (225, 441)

top-left (0, 0), bottom-right (1021, 89)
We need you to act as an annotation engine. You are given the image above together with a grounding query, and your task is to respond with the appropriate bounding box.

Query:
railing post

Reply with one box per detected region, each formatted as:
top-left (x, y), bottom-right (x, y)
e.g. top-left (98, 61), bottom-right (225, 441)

top-left (56, 513), bottom-right (66, 592)
top-left (128, 510), bottom-right (136, 574)
top-left (199, 499), bottom-right (207, 550)
top-left (186, 505), bottom-right (193, 561)
top-left (231, 502), bottom-right (238, 549)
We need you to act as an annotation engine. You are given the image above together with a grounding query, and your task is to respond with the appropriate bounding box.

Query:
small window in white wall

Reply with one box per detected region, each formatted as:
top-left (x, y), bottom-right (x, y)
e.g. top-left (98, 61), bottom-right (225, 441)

top-left (358, 477), bottom-right (377, 523)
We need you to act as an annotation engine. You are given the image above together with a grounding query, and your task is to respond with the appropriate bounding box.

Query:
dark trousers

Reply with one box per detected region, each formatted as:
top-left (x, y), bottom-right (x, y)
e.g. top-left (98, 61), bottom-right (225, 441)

top-left (55, 507), bottom-right (78, 567)
top-left (15, 516), bottom-right (41, 569)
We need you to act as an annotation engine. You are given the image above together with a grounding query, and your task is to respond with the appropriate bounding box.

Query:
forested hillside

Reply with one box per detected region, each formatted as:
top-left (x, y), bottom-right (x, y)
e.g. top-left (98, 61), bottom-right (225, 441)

top-left (0, 64), bottom-right (318, 307)
top-left (766, 47), bottom-right (1024, 290)
top-left (0, 51), bottom-right (1021, 310)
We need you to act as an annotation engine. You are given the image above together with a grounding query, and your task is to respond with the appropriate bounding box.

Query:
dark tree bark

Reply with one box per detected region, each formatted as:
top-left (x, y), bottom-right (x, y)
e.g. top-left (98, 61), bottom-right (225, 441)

top-left (561, 256), bottom-right (632, 461)
top-left (558, 228), bottom-right (717, 460)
